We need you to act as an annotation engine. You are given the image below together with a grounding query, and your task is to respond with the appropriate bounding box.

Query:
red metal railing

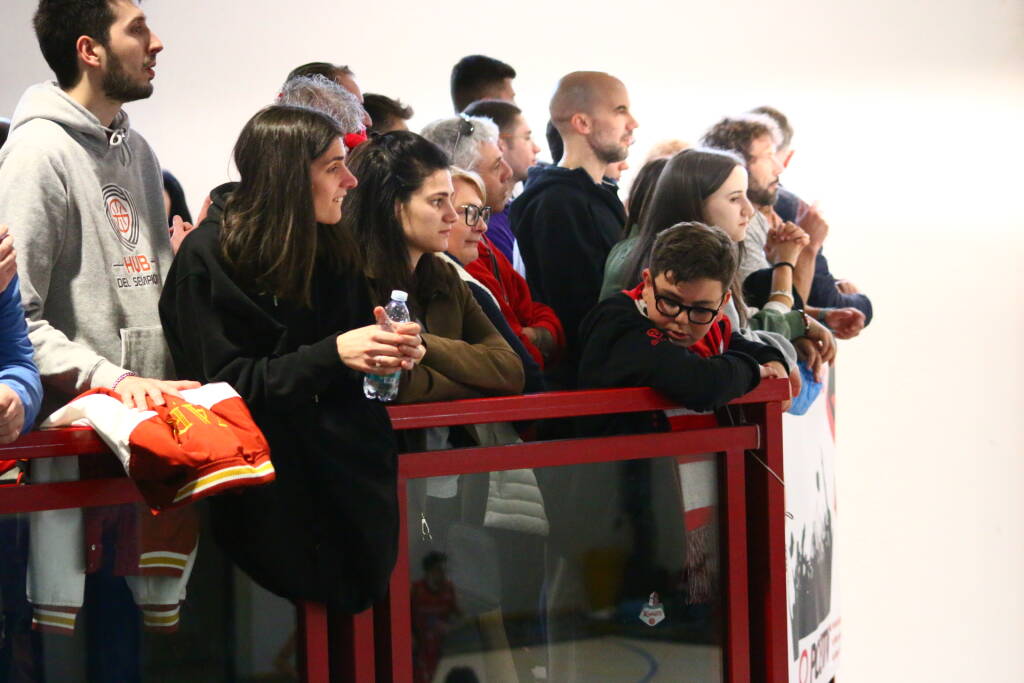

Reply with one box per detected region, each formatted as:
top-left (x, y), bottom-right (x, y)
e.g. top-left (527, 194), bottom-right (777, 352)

top-left (0, 380), bottom-right (789, 683)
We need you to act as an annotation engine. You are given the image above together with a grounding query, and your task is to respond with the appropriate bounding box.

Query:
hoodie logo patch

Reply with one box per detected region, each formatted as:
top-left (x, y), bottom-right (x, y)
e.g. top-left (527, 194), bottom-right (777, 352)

top-left (103, 184), bottom-right (140, 250)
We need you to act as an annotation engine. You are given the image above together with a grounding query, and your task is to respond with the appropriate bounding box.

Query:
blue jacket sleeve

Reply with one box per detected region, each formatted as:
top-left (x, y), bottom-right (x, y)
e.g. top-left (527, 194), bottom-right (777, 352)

top-left (0, 276), bottom-right (43, 431)
top-left (808, 250), bottom-right (874, 324)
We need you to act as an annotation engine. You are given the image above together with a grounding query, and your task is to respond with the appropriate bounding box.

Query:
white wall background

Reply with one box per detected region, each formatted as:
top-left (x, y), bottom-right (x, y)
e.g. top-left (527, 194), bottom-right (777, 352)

top-left (3, 1), bottom-right (1023, 680)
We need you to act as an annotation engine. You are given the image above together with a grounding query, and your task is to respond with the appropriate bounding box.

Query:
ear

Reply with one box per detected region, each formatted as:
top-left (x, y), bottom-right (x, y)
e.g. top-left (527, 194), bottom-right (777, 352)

top-left (641, 268), bottom-right (652, 288)
top-left (75, 35), bottom-right (104, 71)
top-left (394, 199), bottom-right (408, 229)
top-left (497, 137), bottom-right (510, 154)
top-left (716, 289), bottom-right (732, 322)
top-left (569, 112), bottom-right (591, 136)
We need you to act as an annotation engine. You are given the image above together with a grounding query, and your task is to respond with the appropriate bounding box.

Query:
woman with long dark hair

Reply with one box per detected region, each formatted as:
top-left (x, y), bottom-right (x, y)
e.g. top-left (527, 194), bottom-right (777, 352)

top-left (342, 132), bottom-right (526, 680)
top-left (159, 105), bottom-right (424, 612)
top-left (341, 131), bottom-right (524, 402)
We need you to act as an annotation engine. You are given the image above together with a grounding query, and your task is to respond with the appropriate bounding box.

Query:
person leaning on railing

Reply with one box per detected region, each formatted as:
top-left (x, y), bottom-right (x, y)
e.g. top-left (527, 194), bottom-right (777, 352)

top-left (159, 105), bottom-right (425, 613)
top-left (580, 221), bottom-right (790, 418)
top-left (341, 130), bottom-right (524, 407)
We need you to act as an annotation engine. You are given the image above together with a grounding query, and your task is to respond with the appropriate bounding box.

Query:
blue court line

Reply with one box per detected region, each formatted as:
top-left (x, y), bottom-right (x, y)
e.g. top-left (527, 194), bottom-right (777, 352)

top-left (612, 638), bottom-right (659, 683)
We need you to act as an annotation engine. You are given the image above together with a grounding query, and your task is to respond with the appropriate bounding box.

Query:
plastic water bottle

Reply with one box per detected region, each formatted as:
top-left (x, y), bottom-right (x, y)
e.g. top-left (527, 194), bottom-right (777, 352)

top-left (363, 290), bottom-right (411, 402)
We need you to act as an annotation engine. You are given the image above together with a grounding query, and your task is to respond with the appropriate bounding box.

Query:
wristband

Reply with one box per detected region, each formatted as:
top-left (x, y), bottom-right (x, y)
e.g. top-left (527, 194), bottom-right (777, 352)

top-left (772, 261), bottom-right (796, 271)
top-left (111, 371), bottom-right (137, 391)
top-left (814, 307), bottom-right (835, 328)
top-left (768, 289), bottom-right (794, 302)
top-left (814, 307), bottom-right (833, 322)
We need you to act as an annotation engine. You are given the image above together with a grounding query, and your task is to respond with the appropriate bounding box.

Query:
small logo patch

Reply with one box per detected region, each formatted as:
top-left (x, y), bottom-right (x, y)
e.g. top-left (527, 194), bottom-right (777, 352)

top-left (639, 591), bottom-right (665, 626)
top-left (646, 328), bottom-right (665, 346)
top-left (103, 184), bottom-right (140, 250)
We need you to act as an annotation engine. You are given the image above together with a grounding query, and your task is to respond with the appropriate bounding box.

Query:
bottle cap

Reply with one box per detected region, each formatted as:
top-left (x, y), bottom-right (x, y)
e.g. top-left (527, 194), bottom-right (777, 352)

top-left (390, 290), bottom-right (408, 303)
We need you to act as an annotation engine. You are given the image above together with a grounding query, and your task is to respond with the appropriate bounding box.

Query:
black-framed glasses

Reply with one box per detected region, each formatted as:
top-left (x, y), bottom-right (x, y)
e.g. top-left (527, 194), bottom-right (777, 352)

top-left (651, 282), bottom-right (722, 325)
top-left (453, 115), bottom-right (475, 153)
top-left (457, 204), bottom-right (491, 227)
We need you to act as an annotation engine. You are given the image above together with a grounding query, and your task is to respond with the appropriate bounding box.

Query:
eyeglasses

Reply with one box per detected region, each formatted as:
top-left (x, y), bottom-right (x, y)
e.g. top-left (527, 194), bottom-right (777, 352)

top-left (457, 204), bottom-right (491, 227)
top-left (651, 282), bottom-right (722, 325)
top-left (453, 115), bottom-right (475, 153)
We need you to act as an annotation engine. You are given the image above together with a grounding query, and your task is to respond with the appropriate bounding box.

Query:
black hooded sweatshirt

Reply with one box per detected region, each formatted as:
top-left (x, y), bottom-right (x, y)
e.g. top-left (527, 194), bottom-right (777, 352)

top-left (511, 165), bottom-right (626, 389)
top-left (158, 183), bottom-right (398, 613)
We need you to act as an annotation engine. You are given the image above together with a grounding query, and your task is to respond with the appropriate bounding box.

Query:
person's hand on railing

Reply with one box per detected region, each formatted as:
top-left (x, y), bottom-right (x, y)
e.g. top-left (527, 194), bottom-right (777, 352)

top-left (795, 318), bottom-right (836, 382)
top-left (0, 384), bottom-right (25, 444)
top-left (824, 307), bottom-right (866, 339)
top-left (336, 307), bottom-right (425, 374)
top-left (760, 361), bottom-right (793, 412)
top-left (114, 377), bottom-right (202, 409)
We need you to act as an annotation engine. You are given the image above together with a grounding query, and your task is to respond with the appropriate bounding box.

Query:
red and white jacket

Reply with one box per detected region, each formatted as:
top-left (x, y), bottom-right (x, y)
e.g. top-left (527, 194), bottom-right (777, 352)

top-left (41, 382), bottom-right (274, 512)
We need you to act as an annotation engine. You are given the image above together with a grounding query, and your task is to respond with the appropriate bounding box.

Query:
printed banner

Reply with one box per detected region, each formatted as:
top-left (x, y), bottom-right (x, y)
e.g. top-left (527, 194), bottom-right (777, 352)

top-left (784, 368), bottom-right (840, 683)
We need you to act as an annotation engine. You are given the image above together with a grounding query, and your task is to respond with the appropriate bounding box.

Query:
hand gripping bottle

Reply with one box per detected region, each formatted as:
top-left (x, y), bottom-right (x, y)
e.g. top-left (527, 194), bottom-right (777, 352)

top-left (363, 290), bottom-right (411, 402)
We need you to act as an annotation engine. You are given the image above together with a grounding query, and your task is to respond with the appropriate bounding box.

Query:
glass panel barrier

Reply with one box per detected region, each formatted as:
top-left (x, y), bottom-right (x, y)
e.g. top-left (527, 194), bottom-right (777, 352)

top-left (0, 507), bottom-right (298, 682)
top-left (405, 456), bottom-right (725, 683)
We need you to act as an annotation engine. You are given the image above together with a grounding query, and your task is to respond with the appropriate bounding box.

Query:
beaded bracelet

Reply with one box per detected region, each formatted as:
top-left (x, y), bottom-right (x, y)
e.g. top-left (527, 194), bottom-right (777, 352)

top-left (111, 371), bottom-right (137, 391)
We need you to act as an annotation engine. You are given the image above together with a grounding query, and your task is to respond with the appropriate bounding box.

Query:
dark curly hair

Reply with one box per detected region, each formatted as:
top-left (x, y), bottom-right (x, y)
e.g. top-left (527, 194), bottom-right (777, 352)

top-left (700, 114), bottom-right (781, 162)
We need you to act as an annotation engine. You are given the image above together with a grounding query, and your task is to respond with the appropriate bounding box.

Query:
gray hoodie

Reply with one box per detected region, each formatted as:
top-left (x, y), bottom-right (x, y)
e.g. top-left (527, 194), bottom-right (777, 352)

top-left (0, 82), bottom-right (173, 414)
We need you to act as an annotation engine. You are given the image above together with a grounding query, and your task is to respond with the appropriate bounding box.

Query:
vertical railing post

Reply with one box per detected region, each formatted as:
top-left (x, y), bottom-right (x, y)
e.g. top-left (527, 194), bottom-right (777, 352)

top-left (297, 601), bottom-right (329, 683)
top-left (329, 607), bottom-right (376, 682)
top-left (722, 448), bottom-right (751, 683)
top-left (381, 471), bottom-right (413, 682)
top-left (745, 400), bottom-right (789, 683)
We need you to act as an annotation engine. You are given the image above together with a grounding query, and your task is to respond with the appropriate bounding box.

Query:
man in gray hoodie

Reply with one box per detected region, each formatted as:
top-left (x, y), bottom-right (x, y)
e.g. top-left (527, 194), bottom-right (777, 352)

top-left (0, 4), bottom-right (201, 674)
top-left (0, 0), bottom-right (198, 416)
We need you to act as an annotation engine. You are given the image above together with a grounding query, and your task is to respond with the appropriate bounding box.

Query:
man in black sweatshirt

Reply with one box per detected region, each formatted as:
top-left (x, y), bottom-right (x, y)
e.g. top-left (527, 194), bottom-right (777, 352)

top-left (511, 71), bottom-right (638, 389)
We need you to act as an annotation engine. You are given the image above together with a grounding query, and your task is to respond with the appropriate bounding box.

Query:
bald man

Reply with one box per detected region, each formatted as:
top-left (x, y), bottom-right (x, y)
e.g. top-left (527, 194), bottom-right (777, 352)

top-left (511, 71), bottom-right (638, 389)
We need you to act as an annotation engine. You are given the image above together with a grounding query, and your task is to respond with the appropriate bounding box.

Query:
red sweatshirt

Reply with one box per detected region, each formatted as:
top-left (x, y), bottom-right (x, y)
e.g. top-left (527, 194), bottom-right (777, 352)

top-left (465, 236), bottom-right (566, 368)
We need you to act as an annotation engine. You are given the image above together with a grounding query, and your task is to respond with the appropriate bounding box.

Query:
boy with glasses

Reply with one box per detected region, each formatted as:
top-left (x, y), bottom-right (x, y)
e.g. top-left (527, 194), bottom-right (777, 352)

top-left (579, 221), bottom-right (790, 412)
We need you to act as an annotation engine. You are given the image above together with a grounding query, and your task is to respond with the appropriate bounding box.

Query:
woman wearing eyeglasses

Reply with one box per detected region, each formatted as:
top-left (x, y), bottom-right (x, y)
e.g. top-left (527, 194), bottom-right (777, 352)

top-left (439, 168), bottom-right (544, 393)
top-left (461, 206), bottom-right (566, 373)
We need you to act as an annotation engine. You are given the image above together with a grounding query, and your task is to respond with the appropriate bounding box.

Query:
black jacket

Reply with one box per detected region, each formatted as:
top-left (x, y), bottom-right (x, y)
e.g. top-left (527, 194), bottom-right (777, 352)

top-left (578, 293), bottom-right (786, 413)
top-left (158, 183), bottom-right (398, 612)
top-left (511, 165), bottom-right (626, 389)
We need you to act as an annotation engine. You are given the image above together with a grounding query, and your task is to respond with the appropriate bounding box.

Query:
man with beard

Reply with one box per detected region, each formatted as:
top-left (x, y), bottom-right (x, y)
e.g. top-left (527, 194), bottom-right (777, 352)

top-left (0, 4), bottom-right (198, 677)
top-left (0, 0), bottom-right (195, 413)
top-left (750, 105), bottom-right (873, 329)
top-left (702, 114), bottom-right (866, 339)
top-left (511, 71), bottom-right (638, 389)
